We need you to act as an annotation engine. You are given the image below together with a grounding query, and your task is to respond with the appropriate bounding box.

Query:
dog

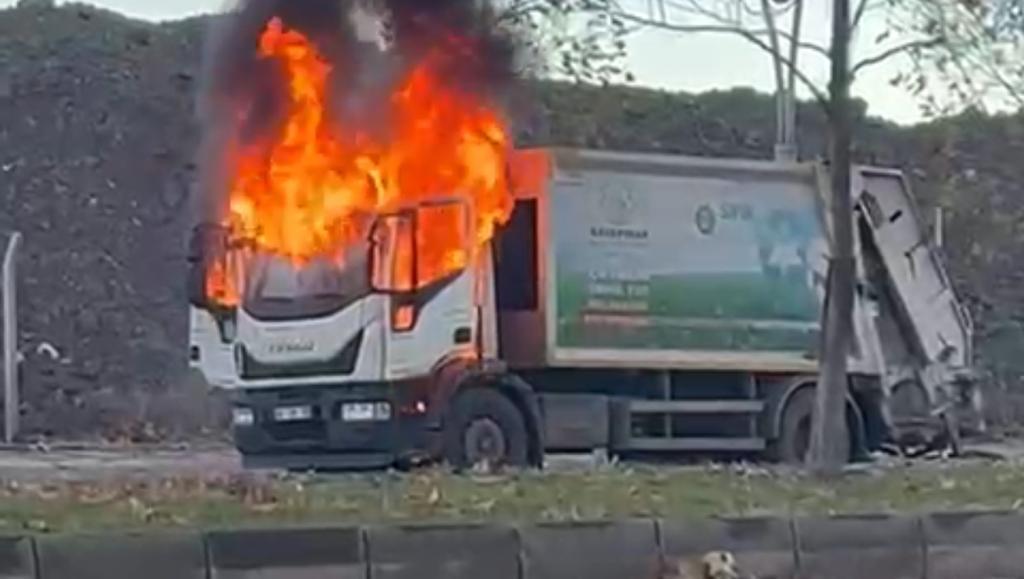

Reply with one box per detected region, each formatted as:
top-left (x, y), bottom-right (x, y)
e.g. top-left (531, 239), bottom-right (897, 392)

top-left (655, 550), bottom-right (744, 579)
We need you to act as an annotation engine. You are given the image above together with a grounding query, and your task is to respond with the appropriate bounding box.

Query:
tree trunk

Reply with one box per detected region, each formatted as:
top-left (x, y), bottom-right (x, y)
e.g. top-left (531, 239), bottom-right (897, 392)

top-left (808, 0), bottom-right (854, 476)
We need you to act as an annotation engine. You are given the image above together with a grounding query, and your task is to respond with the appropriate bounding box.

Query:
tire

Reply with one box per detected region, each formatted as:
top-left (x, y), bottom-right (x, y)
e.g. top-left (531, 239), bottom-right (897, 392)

top-left (890, 380), bottom-right (930, 423)
top-left (443, 388), bottom-right (530, 469)
top-left (771, 386), bottom-right (852, 465)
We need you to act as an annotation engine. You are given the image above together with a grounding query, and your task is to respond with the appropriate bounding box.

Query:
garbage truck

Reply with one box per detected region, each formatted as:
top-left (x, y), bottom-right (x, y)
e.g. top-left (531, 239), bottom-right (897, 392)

top-left (187, 148), bottom-right (976, 469)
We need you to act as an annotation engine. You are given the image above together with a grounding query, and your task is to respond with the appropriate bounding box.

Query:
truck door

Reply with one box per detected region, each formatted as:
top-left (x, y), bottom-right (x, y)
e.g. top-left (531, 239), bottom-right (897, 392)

top-left (371, 200), bottom-right (476, 380)
top-left (187, 224), bottom-right (242, 387)
top-left (856, 169), bottom-right (971, 369)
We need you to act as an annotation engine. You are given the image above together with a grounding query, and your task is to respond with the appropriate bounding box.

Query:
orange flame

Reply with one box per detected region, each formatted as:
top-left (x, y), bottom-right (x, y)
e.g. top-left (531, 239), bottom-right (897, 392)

top-left (214, 17), bottom-right (518, 302)
top-left (204, 259), bottom-right (238, 308)
top-left (204, 248), bottom-right (247, 308)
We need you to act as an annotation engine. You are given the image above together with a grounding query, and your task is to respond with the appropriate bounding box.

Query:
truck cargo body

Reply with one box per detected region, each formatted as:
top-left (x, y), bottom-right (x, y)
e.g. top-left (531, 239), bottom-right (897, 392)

top-left (507, 151), bottom-right (841, 371)
top-left (188, 149), bottom-right (975, 469)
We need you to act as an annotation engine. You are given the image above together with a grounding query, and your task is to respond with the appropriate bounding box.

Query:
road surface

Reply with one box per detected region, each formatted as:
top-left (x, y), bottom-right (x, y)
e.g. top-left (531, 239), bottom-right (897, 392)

top-left (0, 445), bottom-right (244, 482)
top-left (0, 438), bottom-right (1017, 482)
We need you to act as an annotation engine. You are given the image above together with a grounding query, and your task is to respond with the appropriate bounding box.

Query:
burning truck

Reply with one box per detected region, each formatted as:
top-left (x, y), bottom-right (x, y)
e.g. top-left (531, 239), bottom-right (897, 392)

top-left (187, 0), bottom-right (977, 469)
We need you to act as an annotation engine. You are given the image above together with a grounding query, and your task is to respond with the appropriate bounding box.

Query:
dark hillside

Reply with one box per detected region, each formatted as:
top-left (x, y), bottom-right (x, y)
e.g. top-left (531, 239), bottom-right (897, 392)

top-left (0, 3), bottom-right (1021, 439)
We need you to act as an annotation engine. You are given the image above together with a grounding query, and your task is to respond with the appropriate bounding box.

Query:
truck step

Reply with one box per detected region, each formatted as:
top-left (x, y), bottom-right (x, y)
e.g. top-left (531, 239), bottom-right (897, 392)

top-left (628, 400), bottom-right (764, 414)
top-left (622, 437), bottom-right (766, 452)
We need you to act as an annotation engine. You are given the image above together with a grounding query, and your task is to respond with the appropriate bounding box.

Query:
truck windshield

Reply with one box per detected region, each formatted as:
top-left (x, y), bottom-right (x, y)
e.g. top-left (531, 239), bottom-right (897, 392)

top-left (242, 244), bottom-right (371, 321)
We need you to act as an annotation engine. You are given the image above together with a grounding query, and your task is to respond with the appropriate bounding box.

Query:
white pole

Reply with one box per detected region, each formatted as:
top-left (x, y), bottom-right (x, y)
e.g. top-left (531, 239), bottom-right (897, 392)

top-left (934, 206), bottom-right (944, 249)
top-left (4, 232), bottom-right (22, 444)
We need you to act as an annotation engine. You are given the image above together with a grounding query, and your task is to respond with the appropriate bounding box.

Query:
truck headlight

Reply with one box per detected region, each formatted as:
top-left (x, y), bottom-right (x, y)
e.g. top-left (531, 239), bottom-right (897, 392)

top-left (232, 407), bottom-right (255, 426)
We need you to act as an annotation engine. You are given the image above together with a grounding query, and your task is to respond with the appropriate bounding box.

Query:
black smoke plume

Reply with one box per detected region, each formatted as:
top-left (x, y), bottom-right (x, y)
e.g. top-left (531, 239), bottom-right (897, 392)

top-left (193, 0), bottom-right (525, 224)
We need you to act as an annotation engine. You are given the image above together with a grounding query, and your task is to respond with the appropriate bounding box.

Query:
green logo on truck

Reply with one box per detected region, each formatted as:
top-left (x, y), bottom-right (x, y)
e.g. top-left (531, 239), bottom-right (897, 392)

top-left (695, 204), bottom-right (716, 235)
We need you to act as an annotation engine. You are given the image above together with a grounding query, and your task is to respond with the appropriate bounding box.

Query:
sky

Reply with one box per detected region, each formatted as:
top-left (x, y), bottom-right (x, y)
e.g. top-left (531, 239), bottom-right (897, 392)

top-left (0, 0), bottom-right (931, 124)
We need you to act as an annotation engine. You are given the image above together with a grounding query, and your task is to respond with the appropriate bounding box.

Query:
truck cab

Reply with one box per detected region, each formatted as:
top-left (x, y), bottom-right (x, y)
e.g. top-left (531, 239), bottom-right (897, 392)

top-left (188, 195), bottom-right (534, 468)
top-left (189, 149), bottom-right (976, 470)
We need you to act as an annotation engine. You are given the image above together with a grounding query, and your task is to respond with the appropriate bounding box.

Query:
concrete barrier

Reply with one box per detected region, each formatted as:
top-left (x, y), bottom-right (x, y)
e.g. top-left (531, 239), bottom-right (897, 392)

top-left (922, 510), bottom-right (1024, 579)
top-left (519, 519), bottom-right (659, 579)
top-left (207, 526), bottom-right (366, 579)
top-left (366, 523), bottom-right (519, 579)
top-left (17, 510), bottom-right (1024, 578)
top-left (0, 536), bottom-right (34, 579)
top-left (35, 531), bottom-right (205, 579)
top-left (794, 514), bottom-right (924, 579)
top-left (659, 516), bottom-right (796, 579)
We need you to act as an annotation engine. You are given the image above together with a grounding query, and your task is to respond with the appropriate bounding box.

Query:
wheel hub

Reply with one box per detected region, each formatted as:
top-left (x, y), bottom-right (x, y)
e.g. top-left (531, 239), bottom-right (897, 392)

top-left (463, 417), bottom-right (507, 465)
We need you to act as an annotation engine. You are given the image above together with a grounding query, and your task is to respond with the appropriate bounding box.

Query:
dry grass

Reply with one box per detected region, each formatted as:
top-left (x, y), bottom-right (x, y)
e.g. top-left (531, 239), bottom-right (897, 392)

top-left (0, 460), bottom-right (1022, 533)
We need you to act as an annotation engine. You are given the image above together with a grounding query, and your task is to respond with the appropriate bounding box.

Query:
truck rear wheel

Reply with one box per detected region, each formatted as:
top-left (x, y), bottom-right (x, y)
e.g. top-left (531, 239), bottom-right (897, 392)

top-left (443, 388), bottom-right (529, 469)
top-left (771, 386), bottom-right (852, 464)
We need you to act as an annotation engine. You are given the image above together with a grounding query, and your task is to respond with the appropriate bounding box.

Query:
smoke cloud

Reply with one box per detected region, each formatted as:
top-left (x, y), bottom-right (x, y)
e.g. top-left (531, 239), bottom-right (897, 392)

top-left (193, 0), bottom-right (525, 224)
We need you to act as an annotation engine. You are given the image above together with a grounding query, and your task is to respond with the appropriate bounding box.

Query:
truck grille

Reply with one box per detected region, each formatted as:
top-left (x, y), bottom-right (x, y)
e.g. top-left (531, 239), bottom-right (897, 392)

top-left (238, 331), bottom-right (363, 380)
top-left (264, 420), bottom-right (327, 443)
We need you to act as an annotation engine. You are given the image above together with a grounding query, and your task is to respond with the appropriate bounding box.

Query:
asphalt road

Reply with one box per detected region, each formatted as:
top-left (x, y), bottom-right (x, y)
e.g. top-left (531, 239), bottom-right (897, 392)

top-left (0, 446), bottom-right (245, 482)
top-left (0, 439), bottom-right (1017, 482)
top-left (0, 445), bottom-right (619, 482)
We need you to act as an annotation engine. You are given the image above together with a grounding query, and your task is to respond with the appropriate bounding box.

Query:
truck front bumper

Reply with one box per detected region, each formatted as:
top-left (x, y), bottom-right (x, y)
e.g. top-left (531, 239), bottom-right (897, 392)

top-left (230, 382), bottom-right (436, 470)
top-left (240, 451), bottom-right (399, 471)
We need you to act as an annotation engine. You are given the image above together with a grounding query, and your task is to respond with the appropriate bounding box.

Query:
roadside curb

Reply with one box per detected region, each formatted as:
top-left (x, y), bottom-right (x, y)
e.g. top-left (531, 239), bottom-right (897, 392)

top-left (10, 511), bottom-right (1024, 578)
top-left (922, 510), bottom-right (1024, 579)
top-left (660, 516), bottom-right (796, 578)
top-left (519, 519), bottom-right (658, 579)
top-left (793, 513), bottom-right (925, 579)
top-left (35, 530), bottom-right (205, 579)
top-left (367, 523), bottom-right (519, 579)
top-left (207, 526), bottom-right (365, 579)
top-left (0, 536), bottom-right (34, 579)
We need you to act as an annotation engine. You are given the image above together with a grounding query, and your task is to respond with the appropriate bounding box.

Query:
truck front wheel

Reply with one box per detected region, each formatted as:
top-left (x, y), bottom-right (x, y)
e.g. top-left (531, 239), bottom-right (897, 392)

top-left (442, 388), bottom-right (529, 469)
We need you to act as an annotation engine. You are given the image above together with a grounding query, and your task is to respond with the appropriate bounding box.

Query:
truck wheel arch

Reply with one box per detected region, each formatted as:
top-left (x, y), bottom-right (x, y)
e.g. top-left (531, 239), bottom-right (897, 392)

top-left (429, 359), bottom-right (544, 468)
top-left (765, 378), bottom-right (868, 460)
top-left (487, 374), bottom-right (544, 467)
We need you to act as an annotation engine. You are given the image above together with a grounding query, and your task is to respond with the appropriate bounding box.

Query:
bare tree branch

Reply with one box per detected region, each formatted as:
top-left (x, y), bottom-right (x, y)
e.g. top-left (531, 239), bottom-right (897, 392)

top-left (494, 0), bottom-right (546, 22)
top-left (851, 0), bottom-right (870, 34)
top-left (662, 0), bottom-right (828, 58)
top-left (726, 0), bottom-right (798, 22)
top-left (657, 0), bottom-right (831, 58)
top-left (850, 37), bottom-right (943, 78)
top-left (947, 40), bottom-right (1024, 109)
top-left (891, 0), bottom-right (1023, 115)
top-left (612, 9), bottom-right (830, 107)
top-left (664, 0), bottom-right (741, 24)
top-left (753, 30), bottom-right (828, 59)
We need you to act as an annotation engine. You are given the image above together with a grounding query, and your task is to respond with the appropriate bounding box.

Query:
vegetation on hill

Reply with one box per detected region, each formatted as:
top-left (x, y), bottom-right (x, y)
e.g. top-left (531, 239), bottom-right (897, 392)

top-left (0, 3), bottom-right (1021, 439)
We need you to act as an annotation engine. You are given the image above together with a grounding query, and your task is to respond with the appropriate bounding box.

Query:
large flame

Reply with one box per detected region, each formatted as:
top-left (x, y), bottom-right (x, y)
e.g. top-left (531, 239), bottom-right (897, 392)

top-left (212, 17), bottom-right (517, 304)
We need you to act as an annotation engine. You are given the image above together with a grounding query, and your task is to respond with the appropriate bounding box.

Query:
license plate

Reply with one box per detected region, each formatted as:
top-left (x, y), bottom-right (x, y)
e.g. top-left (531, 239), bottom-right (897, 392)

top-left (342, 403), bottom-right (376, 422)
top-left (342, 402), bottom-right (391, 422)
top-left (273, 405), bottom-right (313, 422)
top-left (232, 407), bottom-right (255, 426)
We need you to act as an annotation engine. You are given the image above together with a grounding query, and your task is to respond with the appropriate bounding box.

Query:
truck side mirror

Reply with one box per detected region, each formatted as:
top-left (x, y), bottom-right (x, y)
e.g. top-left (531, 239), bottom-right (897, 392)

top-left (370, 212), bottom-right (415, 294)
